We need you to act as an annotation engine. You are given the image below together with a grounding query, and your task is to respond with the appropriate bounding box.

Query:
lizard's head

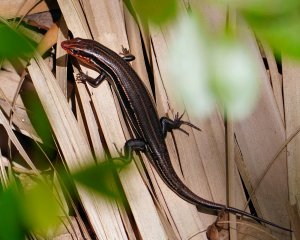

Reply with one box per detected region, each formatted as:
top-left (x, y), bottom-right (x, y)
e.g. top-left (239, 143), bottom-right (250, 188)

top-left (61, 38), bottom-right (96, 66)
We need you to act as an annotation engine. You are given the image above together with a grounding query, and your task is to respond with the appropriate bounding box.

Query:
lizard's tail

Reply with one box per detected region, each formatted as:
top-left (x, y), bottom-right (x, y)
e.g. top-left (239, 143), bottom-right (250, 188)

top-left (226, 206), bottom-right (292, 232)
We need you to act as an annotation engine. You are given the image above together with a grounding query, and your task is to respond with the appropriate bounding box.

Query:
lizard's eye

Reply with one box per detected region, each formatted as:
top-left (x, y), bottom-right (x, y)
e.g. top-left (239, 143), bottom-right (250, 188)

top-left (72, 49), bottom-right (79, 55)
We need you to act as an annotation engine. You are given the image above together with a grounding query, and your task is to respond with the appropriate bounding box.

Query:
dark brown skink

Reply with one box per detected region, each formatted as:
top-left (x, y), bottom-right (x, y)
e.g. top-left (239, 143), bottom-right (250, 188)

top-left (61, 38), bottom-right (291, 232)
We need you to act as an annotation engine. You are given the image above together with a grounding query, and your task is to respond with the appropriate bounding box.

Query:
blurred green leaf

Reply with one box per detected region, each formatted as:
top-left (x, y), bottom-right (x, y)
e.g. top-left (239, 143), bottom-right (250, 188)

top-left (73, 161), bottom-right (121, 199)
top-left (0, 183), bottom-right (61, 239)
top-left (220, 0), bottom-right (300, 59)
top-left (0, 163), bottom-right (122, 240)
top-left (245, 13), bottom-right (300, 58)
top-left (22, 183), bottom-right (60, 233)
top-left (0, 187), bottom-right (26, 240)
top-left (22, 92), bottom-right (54, 148)
top-left (220, 0), bottom-right (300, 16)
top-left (131, 0), bottom-right (178, 24)
top-left (0, 23), bottom-right (34, 58)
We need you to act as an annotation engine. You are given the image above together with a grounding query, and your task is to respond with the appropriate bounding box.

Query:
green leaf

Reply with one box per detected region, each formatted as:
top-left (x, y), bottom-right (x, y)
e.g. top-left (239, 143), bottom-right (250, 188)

top-left (22, 183), bottom-right (60, 233)
top-left (221, 0), bottom-right (300, 16)
top-left (73, 161), bottom-right (121, 199)
top-left (0, 23), bottom-right (35, 58)
top-left (246, 14), bottom-right (300, 59)
top-left (0, 187), bottom-right (26, 240)
top-left (131, 0), bottom-right (178, 24)
top-left (225, 0), bottom-right (300, 59)
top-left (22, 93), bottom-right (54, 148)
top-left (0, 183), bottom-right (61, 239)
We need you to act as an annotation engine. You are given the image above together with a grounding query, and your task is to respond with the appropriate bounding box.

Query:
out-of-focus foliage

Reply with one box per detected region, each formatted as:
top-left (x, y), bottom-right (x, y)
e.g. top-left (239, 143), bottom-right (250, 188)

top-left (0, 186), bottom-right (25, 240)
top-left (220, 0), bottom-right (300, 16)
top-left (167, 15), bottom-right (259, 119)
top-left (0, 22), bottom-right (35, 59)
top-left (209, 37), bottom-right (259, 118)
top-left (22, 183), bottom-right (60, 233)
top-left (0, 160), bottom-right (122, 240)
top-left (22, 93), bottom-right (55, 148)
top-left (130, 0), bottom-right (177, 24)
top-left (0, 182), bottom-right (60, 240)
top-left (72, 161), bottom-right (122, 199)
top-left (167, 16), bottom-right (214, 116)
top-left (226, 0), bottom-right (300, 58)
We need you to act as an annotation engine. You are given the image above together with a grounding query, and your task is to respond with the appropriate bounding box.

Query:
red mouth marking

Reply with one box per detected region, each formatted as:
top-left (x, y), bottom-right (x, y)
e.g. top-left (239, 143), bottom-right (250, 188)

top-left (61, 41), bottom-right (68, 49)
top-left (61, 41), bottom-right (73, 53)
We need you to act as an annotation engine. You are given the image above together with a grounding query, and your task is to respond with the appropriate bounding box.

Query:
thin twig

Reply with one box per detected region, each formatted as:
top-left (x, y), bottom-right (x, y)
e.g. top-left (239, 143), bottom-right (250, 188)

top-left (16, 0), bottom-right (43, 28)
top-left (218, 220), bottom-right (279, 240)
top-left (186, 229), bottom-right (207, 240)
top-left (243, 125), bottom-right (300, 211)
